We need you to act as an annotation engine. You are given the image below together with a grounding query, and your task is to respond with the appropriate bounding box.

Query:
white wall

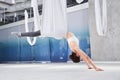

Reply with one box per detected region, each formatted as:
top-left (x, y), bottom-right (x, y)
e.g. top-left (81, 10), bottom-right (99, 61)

top-left (89, 0), bottom-right (120, 61)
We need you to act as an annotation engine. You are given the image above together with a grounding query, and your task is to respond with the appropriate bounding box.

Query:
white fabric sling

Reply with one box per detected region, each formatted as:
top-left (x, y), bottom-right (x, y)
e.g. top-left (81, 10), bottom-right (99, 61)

top-left (12, 0), bottom-right (15, 4)
top-left (24, 0), bottom-right (67, 45)
top-left (95, 0), bottom-right (107, 36)
top-left (24, 0), bottom-right (40, 46)
top-left (41, 0), bottom-right (67, 39)
top-left (76, 0), bottom-right (84, 3)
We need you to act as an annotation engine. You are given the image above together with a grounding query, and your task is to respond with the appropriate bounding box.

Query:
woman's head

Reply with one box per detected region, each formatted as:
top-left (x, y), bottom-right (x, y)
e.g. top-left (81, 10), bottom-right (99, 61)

top-left (69, 52), bottom-right (80, 63)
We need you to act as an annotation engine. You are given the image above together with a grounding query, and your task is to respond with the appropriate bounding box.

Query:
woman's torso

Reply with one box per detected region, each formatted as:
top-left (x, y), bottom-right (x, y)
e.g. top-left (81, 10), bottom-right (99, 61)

top-left (67, 36), bottom-right (79, 46)
top-left (67, 36), bottom-right (79, 51)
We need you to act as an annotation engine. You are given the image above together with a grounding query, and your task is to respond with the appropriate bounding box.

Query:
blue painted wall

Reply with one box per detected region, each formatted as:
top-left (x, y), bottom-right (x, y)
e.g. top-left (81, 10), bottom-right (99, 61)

top-left (0, 8), bottom-right (90, 62)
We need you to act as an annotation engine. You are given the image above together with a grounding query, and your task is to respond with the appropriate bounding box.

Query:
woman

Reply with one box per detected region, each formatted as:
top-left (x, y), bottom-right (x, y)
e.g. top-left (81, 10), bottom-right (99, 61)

top-left (12, 31), bottom-right (103, 71)
top-left (66, 32), bottom-right (103, 71)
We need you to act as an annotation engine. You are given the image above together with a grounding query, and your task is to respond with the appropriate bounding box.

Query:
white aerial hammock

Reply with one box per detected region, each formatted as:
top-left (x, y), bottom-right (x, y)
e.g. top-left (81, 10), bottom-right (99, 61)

top-left (24, 0), bottom-right (40, 46)
top-left (12, 0), bottom-right (15, 4)
top-left (41, 0), bottom-right (67, 39)
top-left (75, 0), bottom-right (84, 3)
top-left (25, 0), bottom-right (67, 45)
top-left (95, 0), bottom-right (107, 36)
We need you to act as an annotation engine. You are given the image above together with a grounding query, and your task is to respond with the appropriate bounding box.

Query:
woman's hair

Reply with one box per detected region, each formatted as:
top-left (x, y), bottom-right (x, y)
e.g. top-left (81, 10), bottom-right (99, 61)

top-left (69, 52), bottom-right (80, 63)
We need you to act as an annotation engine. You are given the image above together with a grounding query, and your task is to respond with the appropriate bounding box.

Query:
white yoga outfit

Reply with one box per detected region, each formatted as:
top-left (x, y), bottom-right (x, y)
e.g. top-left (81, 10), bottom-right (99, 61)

top-left (67, 36), bottom-right (79, 46)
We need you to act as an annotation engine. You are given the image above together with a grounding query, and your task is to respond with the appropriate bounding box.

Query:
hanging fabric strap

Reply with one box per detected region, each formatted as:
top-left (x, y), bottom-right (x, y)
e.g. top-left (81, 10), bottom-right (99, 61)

top-left (31, 0), bottom-right (41, 31)
top-left (24, 10), bottom-right (37, 46)
top-left (24, 0), bottom-right (40, 46)
top-left (41, 0), bottom-right (67, 39)
top-left (95, 0), bottom-right (107, 36)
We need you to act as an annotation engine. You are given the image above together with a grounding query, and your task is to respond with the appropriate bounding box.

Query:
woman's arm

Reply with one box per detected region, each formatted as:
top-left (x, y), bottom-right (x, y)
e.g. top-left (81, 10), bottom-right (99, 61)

top-left (76, 48), bottom-right (103, 71)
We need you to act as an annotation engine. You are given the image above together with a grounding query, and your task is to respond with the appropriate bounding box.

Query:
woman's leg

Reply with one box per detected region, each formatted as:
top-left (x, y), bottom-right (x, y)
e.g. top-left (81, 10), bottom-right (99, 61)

top-left (11, 30), bottom-right (41, 37)
top-left (21, 30), bottom-right (41, 37)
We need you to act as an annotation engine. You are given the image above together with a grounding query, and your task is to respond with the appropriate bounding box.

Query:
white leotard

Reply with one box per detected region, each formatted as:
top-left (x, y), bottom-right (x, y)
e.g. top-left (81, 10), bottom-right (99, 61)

top-left (67, 36), bottom-right (79, 46)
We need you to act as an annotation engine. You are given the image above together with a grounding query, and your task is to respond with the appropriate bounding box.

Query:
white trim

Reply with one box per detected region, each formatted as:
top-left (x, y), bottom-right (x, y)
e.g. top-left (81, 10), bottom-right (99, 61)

top-left (67, 61), bottom-right (120, 64)
top-left (93, 61), bottom-right (120, 64)
top-left (0, 2), bottom-right (89, 30)
top-left (67, 2), bottom-right (89, 13)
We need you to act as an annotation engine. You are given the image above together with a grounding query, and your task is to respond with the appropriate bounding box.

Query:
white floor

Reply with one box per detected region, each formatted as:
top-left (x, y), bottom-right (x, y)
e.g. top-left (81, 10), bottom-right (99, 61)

top-left (0, 62), bottom-right (120, 80)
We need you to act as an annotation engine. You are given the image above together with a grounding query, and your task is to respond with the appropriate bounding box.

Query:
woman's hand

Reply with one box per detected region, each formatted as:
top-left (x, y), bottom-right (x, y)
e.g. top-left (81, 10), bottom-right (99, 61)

top-left (88, 66), bottom-right (93, 69)
top-left (95, 67), bottom-right (104, 71)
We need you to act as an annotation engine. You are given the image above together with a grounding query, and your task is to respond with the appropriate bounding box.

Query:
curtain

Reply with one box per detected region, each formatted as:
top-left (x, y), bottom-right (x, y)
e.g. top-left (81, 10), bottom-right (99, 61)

top-left (95, 0), bottom-right (107, 36)
top-left (41, 0), bottom-right (67, 39)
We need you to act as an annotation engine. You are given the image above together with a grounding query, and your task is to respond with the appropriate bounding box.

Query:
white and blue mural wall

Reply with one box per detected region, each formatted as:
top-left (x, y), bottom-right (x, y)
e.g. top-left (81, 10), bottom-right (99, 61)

top-left (67, 8), bottom-right (91, 58)
top-left (0, 3), bottom-right (90, 62)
